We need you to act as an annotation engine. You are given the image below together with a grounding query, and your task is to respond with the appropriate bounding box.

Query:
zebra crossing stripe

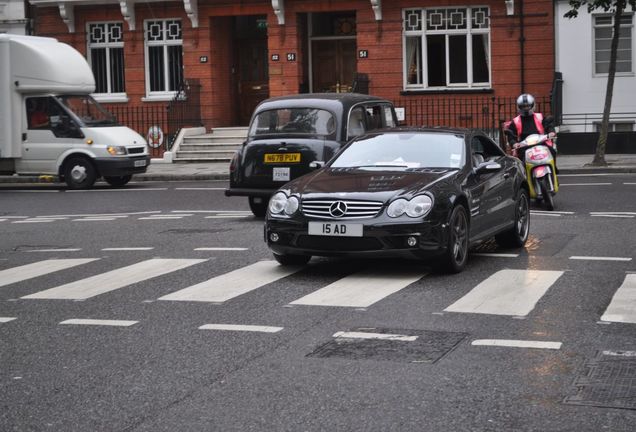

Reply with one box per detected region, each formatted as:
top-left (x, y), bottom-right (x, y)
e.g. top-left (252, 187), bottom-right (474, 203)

top-left (444, 269), bottom-right (564, 316)
top-left (21, 259), bottom-right (206, 300)
top-left (601, 274), bottom-right (636, 324)
top-left (0, 259), bottom-right (99, 288)
top-left (289, 269), bottom-right (425, 308)
top-left (158, 260), bottom-right (302, 303)
top-left (0, 317), bottom-right (17, 323)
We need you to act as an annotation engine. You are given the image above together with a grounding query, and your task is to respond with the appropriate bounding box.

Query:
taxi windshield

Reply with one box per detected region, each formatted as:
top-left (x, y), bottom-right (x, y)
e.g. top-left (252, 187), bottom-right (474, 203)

top-left (249, 108), bottom-right (336, 138)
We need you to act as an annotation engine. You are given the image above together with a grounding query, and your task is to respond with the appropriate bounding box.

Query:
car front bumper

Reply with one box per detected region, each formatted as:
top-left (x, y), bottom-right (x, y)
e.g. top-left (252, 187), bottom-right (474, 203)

top-left (265, 217), bottom-right (449, 259)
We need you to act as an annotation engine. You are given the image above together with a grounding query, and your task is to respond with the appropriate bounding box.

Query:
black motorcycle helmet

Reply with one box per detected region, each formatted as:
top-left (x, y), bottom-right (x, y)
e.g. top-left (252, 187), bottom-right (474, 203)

top-left (516, 93), bottom-right (535, 116)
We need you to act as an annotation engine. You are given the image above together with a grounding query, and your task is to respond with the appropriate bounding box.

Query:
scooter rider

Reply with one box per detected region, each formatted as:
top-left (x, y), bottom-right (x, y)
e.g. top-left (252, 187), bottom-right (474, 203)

top-left (504, 93), bottom-right (557, 166)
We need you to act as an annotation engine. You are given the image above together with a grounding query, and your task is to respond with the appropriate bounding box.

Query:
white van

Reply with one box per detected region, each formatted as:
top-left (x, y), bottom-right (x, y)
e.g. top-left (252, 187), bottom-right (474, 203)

top-left (0, 34), bottom-right (149, 188)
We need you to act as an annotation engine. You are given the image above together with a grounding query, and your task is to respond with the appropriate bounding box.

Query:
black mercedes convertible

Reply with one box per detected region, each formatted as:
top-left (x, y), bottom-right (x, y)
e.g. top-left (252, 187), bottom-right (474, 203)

top-left (264, 127), bottom-right (530, 273)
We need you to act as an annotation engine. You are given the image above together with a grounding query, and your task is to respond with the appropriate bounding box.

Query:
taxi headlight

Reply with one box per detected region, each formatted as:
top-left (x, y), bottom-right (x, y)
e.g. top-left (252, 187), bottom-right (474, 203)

top-left (388, 195), bottom-right (433, 218)
top-left (107, 145), bottom-right (127, 155)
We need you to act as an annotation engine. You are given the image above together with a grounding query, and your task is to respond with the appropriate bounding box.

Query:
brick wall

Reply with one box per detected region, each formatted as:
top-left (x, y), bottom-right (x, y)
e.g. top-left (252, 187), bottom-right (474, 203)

top-left (32, 0), bottom-right (555, 129)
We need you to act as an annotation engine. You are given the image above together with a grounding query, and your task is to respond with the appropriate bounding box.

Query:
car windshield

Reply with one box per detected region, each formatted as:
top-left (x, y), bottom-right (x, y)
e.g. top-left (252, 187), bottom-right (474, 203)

top-left (249, 108), bottom-right (336, 138)
top-left (330, 132), bottom-right (466, 169)
top-left (55, 95), bottom-right (118, 127)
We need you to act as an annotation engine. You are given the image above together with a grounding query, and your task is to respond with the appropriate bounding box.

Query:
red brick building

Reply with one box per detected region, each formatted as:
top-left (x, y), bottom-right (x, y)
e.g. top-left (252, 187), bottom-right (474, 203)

top-left (28, 0), bottom-right (555, 132)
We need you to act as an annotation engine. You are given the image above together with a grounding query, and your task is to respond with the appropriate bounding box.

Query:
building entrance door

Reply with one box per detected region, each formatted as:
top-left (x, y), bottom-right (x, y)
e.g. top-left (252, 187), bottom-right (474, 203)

top-left (235, 16), bottom-right (269, 125)
top-left (311, 39), bottom-right (356, 93)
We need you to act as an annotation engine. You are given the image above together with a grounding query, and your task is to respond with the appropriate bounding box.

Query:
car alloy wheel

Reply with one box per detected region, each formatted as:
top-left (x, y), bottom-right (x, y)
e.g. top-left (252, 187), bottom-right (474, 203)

top-left (442, 205), bottom-right (469, 273)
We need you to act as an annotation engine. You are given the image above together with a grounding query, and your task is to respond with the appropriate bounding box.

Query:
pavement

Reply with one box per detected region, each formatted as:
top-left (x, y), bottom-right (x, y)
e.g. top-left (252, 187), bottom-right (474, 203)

top-left (1, 154), bottom-right (636, 185)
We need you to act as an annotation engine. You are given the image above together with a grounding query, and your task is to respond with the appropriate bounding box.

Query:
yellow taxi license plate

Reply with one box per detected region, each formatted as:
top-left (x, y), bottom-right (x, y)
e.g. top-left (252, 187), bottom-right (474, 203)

top-left (264, 153), bottom-right (301, 163)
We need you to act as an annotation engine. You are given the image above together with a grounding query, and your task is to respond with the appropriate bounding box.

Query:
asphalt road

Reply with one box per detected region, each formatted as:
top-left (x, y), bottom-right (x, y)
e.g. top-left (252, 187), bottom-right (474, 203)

top-left (1, 175), bottom-right (635, 432)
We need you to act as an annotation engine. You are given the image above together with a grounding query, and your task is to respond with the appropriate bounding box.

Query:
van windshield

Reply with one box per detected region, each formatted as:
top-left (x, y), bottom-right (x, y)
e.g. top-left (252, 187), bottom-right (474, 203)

top-left (56, 95), bottom-right (119, 127)
top-left (249, 108), bottom-right (336, 139)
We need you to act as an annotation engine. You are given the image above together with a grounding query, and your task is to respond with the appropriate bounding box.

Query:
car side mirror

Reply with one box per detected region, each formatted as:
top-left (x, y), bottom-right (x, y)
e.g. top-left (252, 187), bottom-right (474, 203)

top-left (309, 161), bottom-right (325, 170)
top-left (475, 161), bottom-right (501, 174)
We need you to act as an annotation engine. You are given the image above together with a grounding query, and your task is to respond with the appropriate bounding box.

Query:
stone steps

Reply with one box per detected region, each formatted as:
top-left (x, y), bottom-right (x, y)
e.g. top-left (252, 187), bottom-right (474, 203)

top-left (174, 126), bottom-right (248, 162)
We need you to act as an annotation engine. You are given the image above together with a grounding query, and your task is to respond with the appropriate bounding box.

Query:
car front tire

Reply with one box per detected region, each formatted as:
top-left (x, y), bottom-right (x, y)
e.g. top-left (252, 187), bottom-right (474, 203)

top-left (440, 204), bottom-right (469, 274)
top-left (496, 188), bottom-right (530, 248)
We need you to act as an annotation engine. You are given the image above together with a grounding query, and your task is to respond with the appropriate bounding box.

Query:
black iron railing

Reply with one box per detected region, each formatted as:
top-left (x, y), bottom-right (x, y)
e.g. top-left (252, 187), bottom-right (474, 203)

top-left (391, 95), bottom-right (552, 145)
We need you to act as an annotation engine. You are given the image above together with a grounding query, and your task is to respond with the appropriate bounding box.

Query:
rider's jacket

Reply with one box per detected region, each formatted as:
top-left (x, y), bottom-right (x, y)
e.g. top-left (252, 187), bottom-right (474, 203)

top-left (508, 113), bottom-right (554, 148)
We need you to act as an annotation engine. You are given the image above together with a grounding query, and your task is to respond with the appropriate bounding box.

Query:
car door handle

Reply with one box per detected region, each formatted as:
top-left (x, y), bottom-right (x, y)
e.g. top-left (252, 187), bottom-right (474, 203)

top-left (503, 172), bottom-right (511, 179)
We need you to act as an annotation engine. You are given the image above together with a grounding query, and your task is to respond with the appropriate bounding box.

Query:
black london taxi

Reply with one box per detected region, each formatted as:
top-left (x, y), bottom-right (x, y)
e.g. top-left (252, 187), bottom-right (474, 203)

top-left (224, 93), bottom-right (398, 216)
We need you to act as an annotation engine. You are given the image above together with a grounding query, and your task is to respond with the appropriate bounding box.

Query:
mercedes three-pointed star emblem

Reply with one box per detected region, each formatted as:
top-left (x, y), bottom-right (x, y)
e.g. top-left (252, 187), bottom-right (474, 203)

top-left (329, 201), bottom-right (347, 218)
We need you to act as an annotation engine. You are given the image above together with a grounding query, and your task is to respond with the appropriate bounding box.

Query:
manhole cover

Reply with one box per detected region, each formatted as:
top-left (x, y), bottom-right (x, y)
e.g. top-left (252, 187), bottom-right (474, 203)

top-left (564, 350), bottom-right (636, 410)
top-left (307, 327), bottom-right (467, 363)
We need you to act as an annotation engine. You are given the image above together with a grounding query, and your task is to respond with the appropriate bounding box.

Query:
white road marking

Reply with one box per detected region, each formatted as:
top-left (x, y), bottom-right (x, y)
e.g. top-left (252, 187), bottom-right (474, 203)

top-left (570, 256), bottom-right (632, 262)
top-left (34, 216), bottom-right (68, 220)
top-left (601, 274), bottom-right (636, 324)
top-left (624, 182), bottom-right (636, 185)
top-left (175, 188), bottom-right (226, 191)
top-left (12, 219), bottom-right (55, 223)
top-left (559, 183), bottom-right (612, 186)
top-left (602, 350), bottom-right (636, 357)
top-left (194, 247), bottom-right (249, 251)
top-left (0, 259), bottom-right (98, 288)
top-left (473, 253), bottom-right (519, 258)
top-left (199, 324), bottom-right (283, 333)
top-left (59, 319), bottom-right (138, 327)
top-left (531, 210), bottom-right (575, 215)
top-left (0, 190), bottom-right (59, 193)
top-left (205, 215), bottom-right (249, 219)
top-left (101, 247), bottom-right (154, 251)
top-left (25, 248), bottom-right (82, 253)
top-left (0, 317), bottom-right (17, 323)
top-left (72, 218), bottom-right (118, 221)
top-left (529, 213), bottom-right (562, 217)
top-left (138, 216), bottom-right (184, 220)
top-left (471, 339), bottom-right (562, 350)
top-left (590, 212), bottom-right (636, 216)
top-left (22, 258), bottom-right (206, 300)
top-left (290, 269), bottom-right (425, 308)
top-left (158, 261), bottom-right (302, 303)
top-left (66, 188), bottom-right (168, 192)
top-left (171, 210), bottom-right (251, 214)
top-left (444, 270), bottom-right (564, 316)
top-left (333, 331), bottom-right (418, 342)
top-left (591, 214), bottom-right (634, 219)
top-left (39, 211), bottom-right (154, 218)
top-left (1, 216), bottom-right (28, 219)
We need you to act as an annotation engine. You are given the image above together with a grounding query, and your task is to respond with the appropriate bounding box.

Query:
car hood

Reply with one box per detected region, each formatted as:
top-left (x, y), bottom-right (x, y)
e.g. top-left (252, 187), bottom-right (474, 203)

top-left (287, 167), bottom-right (457, 200)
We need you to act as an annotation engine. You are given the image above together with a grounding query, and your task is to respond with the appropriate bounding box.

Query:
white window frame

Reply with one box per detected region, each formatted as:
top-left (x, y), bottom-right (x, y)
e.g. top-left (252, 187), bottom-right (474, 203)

top-left (593, 121), bottom-right (634, 132)
top-left (143, 19), bottom-right (184, 101)
top-left (402, 7), bottom-right (491, 90)
top-left (86, 21), bottom-right (128, 103)
top-left (592, 13), bottom-right (634, 77)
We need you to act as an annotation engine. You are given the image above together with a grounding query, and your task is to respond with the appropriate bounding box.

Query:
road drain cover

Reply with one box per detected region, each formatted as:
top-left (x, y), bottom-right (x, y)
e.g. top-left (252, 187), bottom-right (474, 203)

top-left (307, 327), bottom-right (467, 363)
top-left (564, 350), bottom-right (636, 410)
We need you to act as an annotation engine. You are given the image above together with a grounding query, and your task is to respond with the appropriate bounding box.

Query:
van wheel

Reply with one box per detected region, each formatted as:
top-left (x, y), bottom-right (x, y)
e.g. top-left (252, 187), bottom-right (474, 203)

top-left (64, 157), bottom-right (97, 189)
top-left (248, 196), bottom-right (267, 218)
top-left (104, 175), bottom-right (132, 187)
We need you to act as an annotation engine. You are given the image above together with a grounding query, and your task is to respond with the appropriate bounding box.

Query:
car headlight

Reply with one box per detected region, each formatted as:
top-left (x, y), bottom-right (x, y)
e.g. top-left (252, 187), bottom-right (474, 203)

top-left (107, 145), bottom-right (127, 155)
top-left (387, 194), bottom-right (433, 218)
top-left (268, 192), bottom-right (299, 216)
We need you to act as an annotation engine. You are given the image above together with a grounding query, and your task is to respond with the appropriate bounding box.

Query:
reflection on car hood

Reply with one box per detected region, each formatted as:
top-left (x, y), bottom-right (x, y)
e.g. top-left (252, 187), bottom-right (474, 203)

top-left (290, 167), bottom-right (456, 197)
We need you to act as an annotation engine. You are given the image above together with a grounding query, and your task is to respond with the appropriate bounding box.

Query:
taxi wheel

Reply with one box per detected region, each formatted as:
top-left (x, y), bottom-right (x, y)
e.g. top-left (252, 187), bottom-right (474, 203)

top-left (249, 196), bottom-right (267, 218)
top-left (104, 175), bottom-right (132, 187)
top-left (273, 253), bottom-right (311, 266)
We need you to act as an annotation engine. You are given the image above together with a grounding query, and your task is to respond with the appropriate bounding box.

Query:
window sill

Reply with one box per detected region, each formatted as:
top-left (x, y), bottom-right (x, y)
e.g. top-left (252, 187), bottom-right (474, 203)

top-left (400, 88), bottom-right (493, 96)
top-left (141, 93), bottom-right (177, 102)
top-left (92, 94), bottom-right (129, 103)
